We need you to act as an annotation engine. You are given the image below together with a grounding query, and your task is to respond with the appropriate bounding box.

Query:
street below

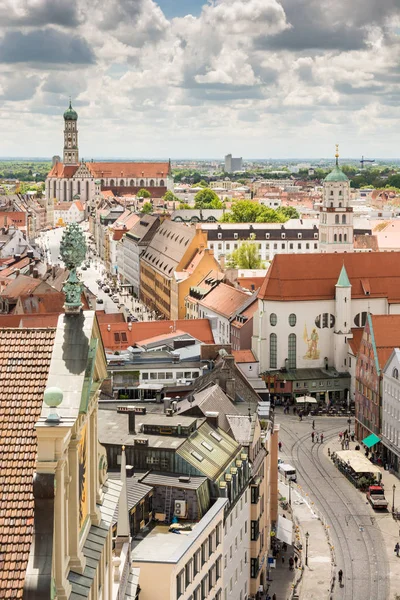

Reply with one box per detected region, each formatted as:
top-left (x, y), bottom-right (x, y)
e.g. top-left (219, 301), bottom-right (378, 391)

top-left (276, 409), bottom-right (390, 600)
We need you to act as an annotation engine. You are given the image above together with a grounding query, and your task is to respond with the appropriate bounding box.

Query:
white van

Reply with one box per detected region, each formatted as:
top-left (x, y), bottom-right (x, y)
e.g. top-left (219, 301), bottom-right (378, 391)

top-left (278, 463), bottom-right (297, 482)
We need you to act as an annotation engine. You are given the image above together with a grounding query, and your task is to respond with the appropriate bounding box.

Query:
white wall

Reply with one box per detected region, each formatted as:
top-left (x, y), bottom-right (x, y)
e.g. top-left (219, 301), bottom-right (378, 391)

top-left (222, 488), bottom-right (250, 600)
top-left (382, 352), bottom-right (400, 453)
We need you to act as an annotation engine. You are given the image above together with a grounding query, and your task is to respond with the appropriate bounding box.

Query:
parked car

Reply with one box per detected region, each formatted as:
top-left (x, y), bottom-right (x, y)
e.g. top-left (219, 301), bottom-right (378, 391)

top-left (367, 485), bottom-right (388, 510)
top-left (103, 287), bottom-right (110, 294)
top-left (112, 295), bottom-right (119, 302)
top-left (96, 298), bottom-right (104, 305)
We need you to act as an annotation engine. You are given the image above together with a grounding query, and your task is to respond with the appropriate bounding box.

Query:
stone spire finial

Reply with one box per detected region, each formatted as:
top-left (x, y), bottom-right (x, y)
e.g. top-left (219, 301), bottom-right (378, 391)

top-left (60, 223), bottom-right (87, 314)
top-left (335, 144), bottom-right (339, 166)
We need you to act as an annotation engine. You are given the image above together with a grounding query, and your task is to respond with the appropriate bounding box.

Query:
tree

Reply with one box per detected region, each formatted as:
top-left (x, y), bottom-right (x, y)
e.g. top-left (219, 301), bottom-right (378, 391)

top-left (198, 179), bottom-right (209, 187)
top-left (137, 188), bottom-right (151, 199)
top-left (178, 202), bottom-right (191, 209)
top-left (141, 202), bottom-right (153, 214)
top-left (163, 190), bottom-right (180, 203)
top-left (194, 188), bottom-right (222, 208)
top-left (277, 206), bottom-right (300, 219)
top-left (228, 237), bottom-right (264, 269)
top-left (220, 200), bottom-right (286, 223)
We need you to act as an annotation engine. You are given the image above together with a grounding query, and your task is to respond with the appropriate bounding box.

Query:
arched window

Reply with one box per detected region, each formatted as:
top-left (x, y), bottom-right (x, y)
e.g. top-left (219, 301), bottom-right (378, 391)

top-left (86, 180), bottom-right (89, 200)
top-left (339, 202), bottom-right (342, 208)
top-left (63, 181), bottom-right (67, 199)
top-left (110, 179), bottom-right (114, 186)
top-left (354, 312), bottom-right (368, 327)
top-left (335, 215), bottom-right (339, 224)
top-left (289, 313), bottom-right (296, 327)
top-left (330, 202), bottom-right (333, 208)
top-left (330, 190), bottom-right (334, 196)
top-left (101, 179), bottom-right (105, 186)
top-left (270, 313), bottom-right (277, 326)
top-left (77, 181), bottom-right (81, 194)
top-left (288, 333), bottom-right (296, 369)
top-left (150, 179), bottom-right (154, 186)
top-left (70, 181), bottom-right (73, 201)
top-left (393, 368), bottom-right (399, 380)
top-left (339, 234), bottom-right (342, 242)
top-left (344, 234), bottom-right (347, 242)
top-left (339, 190), bottom-right (342, 196)
top-left (342, 214), bottom-right (346, 224)
top-left (160, 179), bottom-right (165, 186)
top-left (53, 180), bottom-right (56, 198)
top-left (270, 333), bottom-right (277, 369)
top-left (140, 179), bottom-right (145, 186)
top-left (130, 179), bottom-right (134, 186)
top-left (334, 234), bottom-right (337, 242)
top-left (120, 179), bottom-right (124, 186)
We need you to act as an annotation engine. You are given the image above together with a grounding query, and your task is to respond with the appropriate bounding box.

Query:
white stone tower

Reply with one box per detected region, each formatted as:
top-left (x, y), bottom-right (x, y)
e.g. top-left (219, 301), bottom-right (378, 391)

top-left (333, 264), bottom-right (352, 371)
top-left (319, 145), bottom-right (353, 253)
top-left (63, 100), bottom-right (79, 165)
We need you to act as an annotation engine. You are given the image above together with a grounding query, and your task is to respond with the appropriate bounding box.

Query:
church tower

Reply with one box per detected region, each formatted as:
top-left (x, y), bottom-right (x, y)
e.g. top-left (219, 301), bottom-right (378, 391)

top-left (63, 100), bottom-right (79, 165)
top-left (319, 145), bottom-right (353, 253)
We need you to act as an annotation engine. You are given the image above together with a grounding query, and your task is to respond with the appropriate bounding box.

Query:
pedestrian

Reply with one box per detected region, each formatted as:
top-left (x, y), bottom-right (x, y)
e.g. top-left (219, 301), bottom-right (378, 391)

top-left (395, 542), bottom-right (400, 557)
top-left (282, 542), bottom-right (287, 552)
top-left (282, 556), bottom-right (285, 565)
top-left (293, 406), bottom-right (297, 415)
top-left (278, 441), bottom-right (282, 452)
top-left (294, 554), bottom-right (299, 567)
top-left (338, 569), bottom-right (343, 586)
top-left (272, 595), bottom-right (277, 600)
top-left (289, 556), bottom-right (294, 570)
top-left (320, 433), bottom-right (324, 444)
top-left (341, 439), bottom-right (345, 450)
top-left (311, 432), bottom-right (315, 443)
top-left (312, 419), bottom-right (315, 430)
top-left (345, 438), bottom-right (349, 450)
top-left (316, 433), bottom-right (319, 443)
top-left (339, 432), bottom-right (342, 441)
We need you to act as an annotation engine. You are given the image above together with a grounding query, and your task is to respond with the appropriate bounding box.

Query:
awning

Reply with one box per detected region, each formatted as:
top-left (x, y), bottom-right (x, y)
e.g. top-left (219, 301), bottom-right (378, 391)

top-left (362, 433), bottom-right (381, 448)
top-left (295, 395), bottom-right (317, 404)
top-left (137, 383), bottom-right (164, 391)
top-left (276, 515), bottom-right (293, 545)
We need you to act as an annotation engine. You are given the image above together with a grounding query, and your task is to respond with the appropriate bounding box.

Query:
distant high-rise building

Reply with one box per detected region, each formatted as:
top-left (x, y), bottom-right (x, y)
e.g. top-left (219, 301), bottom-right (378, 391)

top-left (224, 154), bottom-right (243, 173)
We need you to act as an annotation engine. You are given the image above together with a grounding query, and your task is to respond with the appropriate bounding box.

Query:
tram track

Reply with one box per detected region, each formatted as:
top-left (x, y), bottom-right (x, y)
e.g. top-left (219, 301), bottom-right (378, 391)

top-left (280, 421), bottom-right (389, 600)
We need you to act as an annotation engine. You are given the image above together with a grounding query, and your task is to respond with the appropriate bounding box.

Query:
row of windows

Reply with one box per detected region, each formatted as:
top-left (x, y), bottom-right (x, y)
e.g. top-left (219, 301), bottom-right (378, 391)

top-left (176, 524), bottom-right (222, 599)
top-left (333, 233), bottom-right (348, 243)
top-left (269, 313), bottom-right (297, 327)
top-left (141, 371), bottom-right (199, 380)
top-left (216, 232), bottom-right (317, 241)
top-left (210, 242), bottom-right (318, 251)
top-left (269, 333), bottom-right (297, 369)
top-left (335, 214), bottom-right (347, 224)
top-left (101, 178), bottom-right (165, 187)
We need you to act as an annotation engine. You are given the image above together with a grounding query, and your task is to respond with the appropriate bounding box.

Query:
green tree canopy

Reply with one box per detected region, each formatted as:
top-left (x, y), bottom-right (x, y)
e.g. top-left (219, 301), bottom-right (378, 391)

top-left (276, 206), bottom-right (300, 219)
top-left (220, 200), bottom-right (287, 223)
top-left (227, 236), bottom-right (264, 269)
top-left (194, 188), bottom-right (223, 209)
top-left (141, 202), bottom-right (153, 214)
top-left (137, 188), bottom-right (151, 198)
top-left (163, 190), bottom-right (180, 203)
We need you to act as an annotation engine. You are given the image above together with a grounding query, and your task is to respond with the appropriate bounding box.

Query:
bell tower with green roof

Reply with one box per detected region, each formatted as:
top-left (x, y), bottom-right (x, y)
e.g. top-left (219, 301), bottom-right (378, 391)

top-left (63, 99), bottom-right (79, 166)
top-left (319, 145), bottom-right (354, 254)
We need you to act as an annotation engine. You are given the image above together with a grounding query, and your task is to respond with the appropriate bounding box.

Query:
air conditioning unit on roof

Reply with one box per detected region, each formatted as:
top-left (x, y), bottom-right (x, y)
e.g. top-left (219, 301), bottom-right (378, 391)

top-left (174, 500), bottom-right (187, 518)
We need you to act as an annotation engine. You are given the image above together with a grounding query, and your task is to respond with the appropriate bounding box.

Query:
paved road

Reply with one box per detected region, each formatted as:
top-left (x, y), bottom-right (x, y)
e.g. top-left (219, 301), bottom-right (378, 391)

top-left (276, 409), bottom-right (389, 600)
top-left (36, 225), bottom-right (154, 319)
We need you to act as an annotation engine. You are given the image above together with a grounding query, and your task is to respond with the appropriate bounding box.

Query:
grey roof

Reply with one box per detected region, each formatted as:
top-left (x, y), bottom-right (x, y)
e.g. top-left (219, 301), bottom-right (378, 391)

top-left (69, 479), bottom-right (122, 598)
top-left (40, 312), bottom-right (98, 420)
top-left (176, 384), bottom-right (239, 432)
top-left (226, 414), bottom-right (255, 446)
top-left (98, 409), bottom-right (199, 449)
top-left (141, 220), bottom-right (196, 278)
top-left (124, 568), bottom-right (140, 600)
top-left (139, 471), bottom-right (207, 491)
top-left (272, 367), bottom-right (350, 381)
top-left (126, 214), bottom-right (159, 244)
top-left (107, 472), bottom-right (153, 524)
top-left (171, 209), bottom-right (224, 222)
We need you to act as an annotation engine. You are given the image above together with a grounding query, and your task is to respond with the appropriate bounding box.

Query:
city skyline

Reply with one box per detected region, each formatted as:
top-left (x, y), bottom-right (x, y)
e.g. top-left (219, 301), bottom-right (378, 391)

top-left (1, 0), bottom-right (400, 159)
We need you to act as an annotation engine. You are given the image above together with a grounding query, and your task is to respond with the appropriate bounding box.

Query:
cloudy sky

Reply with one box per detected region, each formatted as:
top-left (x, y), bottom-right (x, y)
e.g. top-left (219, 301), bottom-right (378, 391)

top-left (1, 0), bottom-right (400, 159)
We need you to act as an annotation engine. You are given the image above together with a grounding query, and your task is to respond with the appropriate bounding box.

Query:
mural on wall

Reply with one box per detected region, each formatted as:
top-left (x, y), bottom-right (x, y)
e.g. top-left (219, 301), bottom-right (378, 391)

top-left (78, 424), bottom-right (88, 530)
top-left (303, 324), bottom-right (320, 360)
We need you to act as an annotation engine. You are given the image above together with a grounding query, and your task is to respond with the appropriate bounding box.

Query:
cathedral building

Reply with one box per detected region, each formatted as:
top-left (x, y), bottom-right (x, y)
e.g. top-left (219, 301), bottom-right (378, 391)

top-left (46, 101), bottom-right (173, 214)
top-left (319, 146), bottom-right (354, 253)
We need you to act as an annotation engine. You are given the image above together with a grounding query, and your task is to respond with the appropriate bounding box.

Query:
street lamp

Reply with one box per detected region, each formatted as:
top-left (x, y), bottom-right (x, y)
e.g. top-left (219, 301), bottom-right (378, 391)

top-left (393, 484), bottom-right (396, 515)
top-left (305, 532), bottom-right (310, 566)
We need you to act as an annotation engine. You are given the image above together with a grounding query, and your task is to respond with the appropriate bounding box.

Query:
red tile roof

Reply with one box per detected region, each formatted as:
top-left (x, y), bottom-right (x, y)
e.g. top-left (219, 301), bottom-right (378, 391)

top-left (232, 350), bottom-right (256, 363)
top-left (87, 162), bottom-right (170, 179)
top-left (353, 235), bottom-right (379, 251)
top-left (258, 252), bottom-right (400, 303)
top-left (0, 257), bottom-right (32, 278)
top-left (99, 319), bottom-right (214, 351)
top-left (16, 293), bottom-right (65, 315)
top-left (1, 275), bottom-right (42, 299)
top-left (95, 311), bottom-right (125, 324)
top-left (348, 328), bottom-right (363, 356)
top-left (47, 163), bottom-right (79, 178)
top-left (237, 277), bottom-right (265, 292)
top-left (198, 283), bottom-right (250, 318)
top-left (0, 328), bottom-right (56, 598)
top-left (370, 315), bottom-right (400, 369)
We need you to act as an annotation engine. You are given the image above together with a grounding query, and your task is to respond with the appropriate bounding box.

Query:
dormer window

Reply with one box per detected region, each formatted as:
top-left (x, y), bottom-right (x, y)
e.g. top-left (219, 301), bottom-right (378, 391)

top-left (234, 233), bottom-right (238, 239)
top-left (218, 233), bottom-right (222, 240)
top-left (281, 233), bottom-right (286, 239)
top-left (265, 233), bottom-right (270, 239)
top-left (298, 233), bottom-right (302, 239)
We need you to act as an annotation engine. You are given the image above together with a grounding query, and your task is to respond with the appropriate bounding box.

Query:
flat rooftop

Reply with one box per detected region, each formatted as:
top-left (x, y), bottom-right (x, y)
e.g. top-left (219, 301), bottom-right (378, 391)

top-left (131, 498), bottom-right (227, 564)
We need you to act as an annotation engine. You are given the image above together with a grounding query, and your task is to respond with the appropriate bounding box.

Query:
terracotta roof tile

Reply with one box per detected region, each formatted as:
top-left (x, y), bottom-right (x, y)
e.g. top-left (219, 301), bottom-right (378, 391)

top-left (198, 283), bottom-right (250, 319)
top-left (258, 252), bottom-right (400, 303)
top-left (232, 350), bottom-right (256, 363)
top-left (99, 319), bottom-right (214, 351)
top-left (87, 161), bottom-right (170, 179)
top-left (370, 315), bottom-right (400, 369)
top-left (0, 328), bottom-right (56, 598)
top-left (47, 163), bottom-right (79, 178)
top-left (348, 328), bottom-right (363, 356)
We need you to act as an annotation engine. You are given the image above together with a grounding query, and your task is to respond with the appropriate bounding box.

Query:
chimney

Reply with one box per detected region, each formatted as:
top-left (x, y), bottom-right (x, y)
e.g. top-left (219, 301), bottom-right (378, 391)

top-left (32, 268), bottom-right (39, 278)
top-left (204, 411), bottom-right (219, 429)
top-left (52, 265), bottom-right (56, 278)
top-left (128, 411), bottom-right (136, 434)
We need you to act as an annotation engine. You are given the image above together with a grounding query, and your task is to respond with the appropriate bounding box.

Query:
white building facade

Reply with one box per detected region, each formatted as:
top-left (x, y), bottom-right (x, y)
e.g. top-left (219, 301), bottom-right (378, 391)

top-left (223, 490), bottom-right (250, 600)
top-left (382, 349), bottom-right (400, 473)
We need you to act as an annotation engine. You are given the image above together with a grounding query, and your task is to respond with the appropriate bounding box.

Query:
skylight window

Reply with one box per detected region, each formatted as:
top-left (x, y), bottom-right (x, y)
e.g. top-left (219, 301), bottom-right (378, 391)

top-left (191, 451), bottom-right (204, 462)
top-left (210, 431), bottom-right (222, 443)
top-left (201, 441), bottom-right (213, 452)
